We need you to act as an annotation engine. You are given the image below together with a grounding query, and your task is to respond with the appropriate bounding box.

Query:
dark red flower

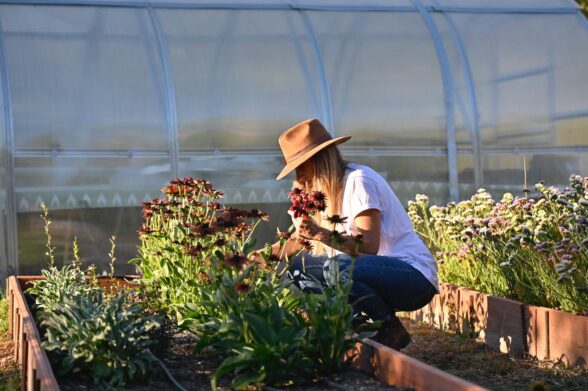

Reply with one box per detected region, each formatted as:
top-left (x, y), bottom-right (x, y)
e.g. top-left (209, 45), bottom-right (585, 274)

top-left (192, 222), bottom-right (218, 236)
top-left (277, 230), bottom-right (292, 240)
top-left (267, 254), bottom-right (280, 263)
top-left (330, 230), bottom-right (345, 246)
top-left (287, 187), bottom-right (328, 218)
top-left (297, 238), bottom-right (313, 252)
top-left (225, 254), bottom-right (248, 270)
top-left (235, 281), bottom-right (251, 293)
top-left (325, 214), bottom-right (348, 225)
top-left (137, 225), bottom-right (155, 235)
top-left (187, 244), bottom-right (206, 257)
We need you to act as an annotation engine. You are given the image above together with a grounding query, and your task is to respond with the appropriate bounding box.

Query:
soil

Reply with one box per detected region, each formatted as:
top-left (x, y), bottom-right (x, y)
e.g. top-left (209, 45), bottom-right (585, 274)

top-left (8, 313), bottom-right (588, 390)
top-left (0, 334), bottom-right (20, 390)
top-left (58, 324), bottom-right (412, 391)
top-left (401, 318), bottom-right (588, 391)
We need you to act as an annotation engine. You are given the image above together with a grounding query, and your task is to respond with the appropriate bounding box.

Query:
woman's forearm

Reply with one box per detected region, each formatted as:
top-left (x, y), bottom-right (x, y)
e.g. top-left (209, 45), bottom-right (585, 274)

top-left (312, 227), bottom-right (375, 255)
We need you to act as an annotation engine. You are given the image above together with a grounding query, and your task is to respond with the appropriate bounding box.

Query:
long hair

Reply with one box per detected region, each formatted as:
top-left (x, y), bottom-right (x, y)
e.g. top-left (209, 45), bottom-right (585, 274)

top-left (296, 144), bottom-right (347, 255)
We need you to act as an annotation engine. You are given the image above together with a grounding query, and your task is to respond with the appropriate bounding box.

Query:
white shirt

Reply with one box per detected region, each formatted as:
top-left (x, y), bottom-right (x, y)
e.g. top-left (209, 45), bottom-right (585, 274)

top-left (340, 162), bottom-right (439, 291)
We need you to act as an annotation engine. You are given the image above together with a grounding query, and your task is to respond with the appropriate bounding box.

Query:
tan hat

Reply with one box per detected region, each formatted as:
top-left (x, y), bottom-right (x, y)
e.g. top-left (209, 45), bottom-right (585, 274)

top-left (276, 118), bottom-right (351, 180)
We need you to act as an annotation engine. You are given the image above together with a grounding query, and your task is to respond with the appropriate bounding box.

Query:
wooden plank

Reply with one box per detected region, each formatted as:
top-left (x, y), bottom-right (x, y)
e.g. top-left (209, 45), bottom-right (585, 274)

top-left (350, 339), bottom-right (489, 391)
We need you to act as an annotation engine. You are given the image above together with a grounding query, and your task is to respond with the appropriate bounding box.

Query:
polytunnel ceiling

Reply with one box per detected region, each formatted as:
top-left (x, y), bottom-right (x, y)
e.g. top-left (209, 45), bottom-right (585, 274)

top-left (0, 0), bottom-right (586, 277)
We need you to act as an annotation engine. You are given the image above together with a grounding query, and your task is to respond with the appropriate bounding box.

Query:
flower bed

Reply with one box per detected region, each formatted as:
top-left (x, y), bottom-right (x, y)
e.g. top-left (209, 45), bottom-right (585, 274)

top-left (7, 178), bottom-right (492, 390)
top-left (408, 174), bottom-right (588, 315)
top-left (8, 274), bottom-right (489, 391)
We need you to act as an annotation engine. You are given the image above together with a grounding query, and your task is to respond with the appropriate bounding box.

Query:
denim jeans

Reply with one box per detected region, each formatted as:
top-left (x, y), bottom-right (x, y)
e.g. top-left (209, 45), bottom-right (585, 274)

top-left (288, 253), bottom-right (437, 321)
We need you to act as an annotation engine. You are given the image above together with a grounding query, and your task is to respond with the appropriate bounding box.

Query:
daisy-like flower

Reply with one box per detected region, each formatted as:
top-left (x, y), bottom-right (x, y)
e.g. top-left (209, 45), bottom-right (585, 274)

top-left (235, 281), bottom-right (251, 293)
top-left (277, 230), bottom-right (292, 241)
top-left (297, 238), bottom-right (313, 252)
top-left (325, 214), bottom-right (348, 225)
top-left (225, 254), bottom-right (248, 270)
top-left (288, 187), bottom-right (328, 218)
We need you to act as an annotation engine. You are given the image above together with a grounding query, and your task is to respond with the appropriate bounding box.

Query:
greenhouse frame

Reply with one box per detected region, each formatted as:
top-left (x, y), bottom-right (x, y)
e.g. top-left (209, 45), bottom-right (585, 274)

top-left (0, 0), bottom-right (587, 278)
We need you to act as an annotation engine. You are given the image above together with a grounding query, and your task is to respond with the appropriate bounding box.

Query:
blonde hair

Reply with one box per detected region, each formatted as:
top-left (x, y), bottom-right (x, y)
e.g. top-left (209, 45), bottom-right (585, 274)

top-left (296, 145), bottom-right (347, 255)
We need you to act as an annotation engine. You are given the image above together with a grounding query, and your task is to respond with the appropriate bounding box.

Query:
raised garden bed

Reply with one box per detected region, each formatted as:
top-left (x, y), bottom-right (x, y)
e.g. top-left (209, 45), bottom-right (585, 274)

top-left (7, 275), bottom-right (488, 391)
top-left (402, 282), bottom-right (588, 368)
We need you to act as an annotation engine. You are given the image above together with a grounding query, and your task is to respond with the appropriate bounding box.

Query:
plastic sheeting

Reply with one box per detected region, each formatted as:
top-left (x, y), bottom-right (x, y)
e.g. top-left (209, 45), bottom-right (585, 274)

top-left (0, 1), bottom-right (586, 276)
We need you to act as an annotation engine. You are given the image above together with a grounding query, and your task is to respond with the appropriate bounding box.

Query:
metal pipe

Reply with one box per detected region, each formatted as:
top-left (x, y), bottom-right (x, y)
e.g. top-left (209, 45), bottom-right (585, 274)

top-left (411, 0), bottom-right (459, 201)
top-left (442, 12), bottom-right (483, 189)
top-left (149, 8), bottom-right (179, 178)
top-left (299, 10), bottom-right (334, 133)
top-left (0, 17), bottom-right (18, 276)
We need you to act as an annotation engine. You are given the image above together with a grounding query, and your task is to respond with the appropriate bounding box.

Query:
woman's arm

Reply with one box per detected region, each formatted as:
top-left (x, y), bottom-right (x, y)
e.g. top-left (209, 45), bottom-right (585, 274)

top-left (292, 209), bottom-right (381, 255)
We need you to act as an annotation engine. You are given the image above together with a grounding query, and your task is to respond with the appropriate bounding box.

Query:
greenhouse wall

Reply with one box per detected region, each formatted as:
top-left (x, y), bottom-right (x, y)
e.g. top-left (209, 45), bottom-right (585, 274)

top-left (0, 0), bottom-right (587, 279)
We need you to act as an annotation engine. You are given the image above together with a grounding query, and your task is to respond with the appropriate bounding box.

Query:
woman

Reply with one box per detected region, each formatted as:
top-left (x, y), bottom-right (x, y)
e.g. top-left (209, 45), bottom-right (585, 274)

top-left (272, 118), bottom-right (438, 350)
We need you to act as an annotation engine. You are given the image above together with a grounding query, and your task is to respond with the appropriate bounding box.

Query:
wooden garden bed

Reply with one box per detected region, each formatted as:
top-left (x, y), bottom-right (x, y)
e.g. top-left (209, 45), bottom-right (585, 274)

top-left (7, 275), bottom-right (487, 391)
top-left (402, 282), bottom-right (588, 368)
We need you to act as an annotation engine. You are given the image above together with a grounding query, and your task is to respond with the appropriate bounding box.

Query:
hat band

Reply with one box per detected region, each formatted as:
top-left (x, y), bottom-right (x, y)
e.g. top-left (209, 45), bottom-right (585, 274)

top-left (284, 134), bottom-right (332, 163)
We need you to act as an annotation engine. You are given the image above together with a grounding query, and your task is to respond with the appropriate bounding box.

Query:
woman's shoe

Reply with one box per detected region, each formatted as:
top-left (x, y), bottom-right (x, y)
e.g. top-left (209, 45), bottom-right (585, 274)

top-left (373, 316), bottom-right (411, 350)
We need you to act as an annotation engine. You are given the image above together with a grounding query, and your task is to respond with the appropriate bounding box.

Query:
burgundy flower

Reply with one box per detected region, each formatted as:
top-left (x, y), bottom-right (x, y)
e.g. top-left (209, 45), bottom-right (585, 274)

top-left (214, 238), bottom-right (226, 247)
top-left (225, 254), bottom-right (248, 270)
top-left (277, 230), bottom-right (292, 240)
top-left (207, 201), bottom-right (222, 210)
top-left (187, 244), bottom-right (206, 257)
top-left (267, 253), bottom-right (280, 263)
top-left (325, 214), bottom-right (348, 225)
top-left (235, 281), bottom-right (251, 293)
top-left (288, 187), bottom-right (327, 218)
top-left (192, 222), bottom-right (217, 236)
top-left (287, 187), bottom-right (303, 199)
top-left (330, 230), bottom-right (345, 246)
top-left (248, 208), bottom-right (270, 221)
top-left (297, 238), bottom-right (313, 252)
top-left (137, 225), bottom-right (155, 235)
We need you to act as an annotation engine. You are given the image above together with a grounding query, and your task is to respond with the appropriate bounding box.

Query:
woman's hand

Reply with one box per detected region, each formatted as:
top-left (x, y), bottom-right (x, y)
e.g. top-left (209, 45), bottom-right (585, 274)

top-left (288, 210), bottom-right (324, 241)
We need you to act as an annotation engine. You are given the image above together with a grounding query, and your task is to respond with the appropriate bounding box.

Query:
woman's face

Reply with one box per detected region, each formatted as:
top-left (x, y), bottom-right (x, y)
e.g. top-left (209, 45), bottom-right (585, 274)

top-left (295, 159), bottom-right (314, 186)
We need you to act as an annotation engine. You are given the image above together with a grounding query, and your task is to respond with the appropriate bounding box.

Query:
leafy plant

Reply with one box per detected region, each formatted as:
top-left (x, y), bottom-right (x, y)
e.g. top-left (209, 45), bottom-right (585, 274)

top-left (40, 202), bottom-right (56, 266)
top-left (26, 264), bottom-right (97, 314)
top-left (41, 291), bottom-right (161, 389)
top-left (408, 174), bottom-right (588, 314)
top-left (132, 178), bottom-right (270, 320)
top-left (27, 265), bottom-right (162, 389)
top-left (135, 179), bottom-right (365, 389)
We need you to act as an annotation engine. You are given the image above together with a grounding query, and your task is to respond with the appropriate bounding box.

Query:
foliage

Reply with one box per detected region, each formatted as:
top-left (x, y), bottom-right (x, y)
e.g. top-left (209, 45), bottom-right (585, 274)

top-left (26, 264), bottom-right (98, 314)
top-left (134, 179), bottom-right (364, 389)
top-left (577, 0), bottom-right (588, 17)
top-left (132, 178), bottom-right (270, 321)
top-left (27, 264), bottom-right (161, 389)
top-left (0, 293), bottom-right (8, 336)
top-left (41, 291), bottom-right (161, 389)
top-left (408, 174), bottom-right (588, 314)
top-left (40, 202), bottom-right (56, 266)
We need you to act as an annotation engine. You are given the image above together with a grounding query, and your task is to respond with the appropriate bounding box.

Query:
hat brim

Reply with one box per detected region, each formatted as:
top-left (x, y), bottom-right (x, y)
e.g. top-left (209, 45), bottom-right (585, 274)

top-left (276, 135), bottom-right (351, 180)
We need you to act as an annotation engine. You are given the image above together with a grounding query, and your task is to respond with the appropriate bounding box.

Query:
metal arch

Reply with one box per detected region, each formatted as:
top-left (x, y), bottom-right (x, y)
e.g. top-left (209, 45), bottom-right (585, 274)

top-left (442, 12), bottom-right (483, 190)
top-left (136, 8), bottom-right (171, 154)
top-left (285, 12), bottom-right (321, 112)
top-left (0, 17), bottom-right (18, 276)
top-left (578, 10), bottom-right (588, 32)
top-left (148, 8), bottom-right (179, 178)
top-left (410, 0), bottom-right (459, 201)
top-left (298, 10), bottom-right (334, 134)
top-left (0, 1), bottom-right (580, 13)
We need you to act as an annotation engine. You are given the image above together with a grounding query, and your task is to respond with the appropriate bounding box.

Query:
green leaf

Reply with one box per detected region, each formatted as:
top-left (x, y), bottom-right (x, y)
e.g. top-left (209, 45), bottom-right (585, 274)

top-left (231, 370), bottom-right (265, 390)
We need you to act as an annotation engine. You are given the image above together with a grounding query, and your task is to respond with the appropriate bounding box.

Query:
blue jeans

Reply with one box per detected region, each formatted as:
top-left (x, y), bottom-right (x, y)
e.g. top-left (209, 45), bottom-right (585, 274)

top-left (288, 253), bottom-right (437, 321)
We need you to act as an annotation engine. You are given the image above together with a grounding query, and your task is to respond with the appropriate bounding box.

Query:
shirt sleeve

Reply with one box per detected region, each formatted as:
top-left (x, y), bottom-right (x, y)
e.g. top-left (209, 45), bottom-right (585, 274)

top-left (347, 175), bottom-right (382, 221)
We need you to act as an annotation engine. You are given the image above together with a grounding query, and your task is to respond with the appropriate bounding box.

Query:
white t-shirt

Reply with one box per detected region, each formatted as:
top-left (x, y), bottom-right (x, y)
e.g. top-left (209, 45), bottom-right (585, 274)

top-left (340, 162), bottom-right (439, 291)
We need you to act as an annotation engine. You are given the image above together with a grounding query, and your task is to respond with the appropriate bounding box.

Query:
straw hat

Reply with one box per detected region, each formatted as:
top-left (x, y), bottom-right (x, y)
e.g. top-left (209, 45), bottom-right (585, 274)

top-left (276, 118), bottom-right (351, 180)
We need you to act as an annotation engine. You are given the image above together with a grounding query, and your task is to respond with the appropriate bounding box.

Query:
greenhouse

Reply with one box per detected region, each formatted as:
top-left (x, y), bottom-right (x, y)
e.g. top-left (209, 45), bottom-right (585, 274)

top-left (0, 0), bottom-right (587, 279)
